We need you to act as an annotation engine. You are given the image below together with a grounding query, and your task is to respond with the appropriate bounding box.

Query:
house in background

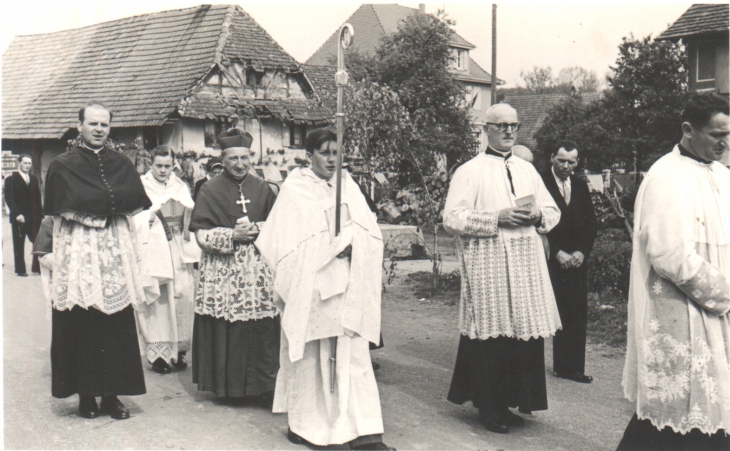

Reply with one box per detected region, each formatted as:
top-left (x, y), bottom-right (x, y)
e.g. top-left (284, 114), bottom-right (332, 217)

top-left (657, 3), bottom-right (729, 95)
top-left (305, 3), bottom-right (502, 147)
top-left (503, 92), bottom-right (601, 151)
top-left (2, 4), bottom-right (332, 184)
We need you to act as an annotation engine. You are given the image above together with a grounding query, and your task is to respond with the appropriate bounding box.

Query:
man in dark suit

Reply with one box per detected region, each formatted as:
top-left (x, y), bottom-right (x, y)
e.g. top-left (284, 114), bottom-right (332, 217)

top-left (540, 141), bottom-right (597, 383)
top-left (4, 154), bottom-right (43, 276)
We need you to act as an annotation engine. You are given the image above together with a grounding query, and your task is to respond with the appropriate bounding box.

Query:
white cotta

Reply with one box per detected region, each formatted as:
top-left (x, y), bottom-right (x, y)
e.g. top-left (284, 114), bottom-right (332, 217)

top-left (134, 172), bottom-right (200, 363)
top-left (623, 147), bottom-right (730, 435)
top-left (256, 167), bottom-right (385, 446)
top-left (256, 167), bottom-right (383, 363)
top-left (443, 152), bottom-right (562, 340)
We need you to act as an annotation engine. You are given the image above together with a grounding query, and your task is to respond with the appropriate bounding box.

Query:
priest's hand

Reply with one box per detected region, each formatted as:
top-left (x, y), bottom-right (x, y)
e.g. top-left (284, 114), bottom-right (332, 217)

top-left (232, 222), bottom-right (258, 242)
top-left (556, 250), bottom-right (573, 269)
top-left (498, 207), bottom-right (533, 227)
top-left (570, 251), bottom-right (585, 268)
top-left (16, 214), bottom-right (25, 224)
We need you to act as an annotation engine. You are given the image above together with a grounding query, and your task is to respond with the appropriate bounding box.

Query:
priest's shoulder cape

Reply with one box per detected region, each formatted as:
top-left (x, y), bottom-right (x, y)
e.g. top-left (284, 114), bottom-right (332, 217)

top-left (255, 168), bottom-right (383, 362)
top-left (190, 171), bottom-right (276, 231)
top-left (44, 145), bottom-right (151, 216)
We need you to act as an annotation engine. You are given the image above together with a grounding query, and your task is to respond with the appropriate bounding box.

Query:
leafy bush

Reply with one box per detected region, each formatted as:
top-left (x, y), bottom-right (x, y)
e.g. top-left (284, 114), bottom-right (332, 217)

top-left (587, 228), bottom-right (632, 297)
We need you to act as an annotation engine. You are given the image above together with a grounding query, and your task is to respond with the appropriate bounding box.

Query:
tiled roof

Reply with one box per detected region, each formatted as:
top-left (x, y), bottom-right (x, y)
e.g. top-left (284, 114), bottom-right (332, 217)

top-left (180, 92), bottom-right (332, 125)
top-left (3, 4), bottom-right (303, 139)
top-left (249, 99), bottom-right (333, 125)
top-left (301, 64), bottom-right (338, 109)
top-left (657, 4), bottom-right (729, 40)
top-left (306, 4), bottom-right (484, 71)
top-left (178, 92), bottom-right (240, 120)
top-left (504, 93), bottom-right (600, 149)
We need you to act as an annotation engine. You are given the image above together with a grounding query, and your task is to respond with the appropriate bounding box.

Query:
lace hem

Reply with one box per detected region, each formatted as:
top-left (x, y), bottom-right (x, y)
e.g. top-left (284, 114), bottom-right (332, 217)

top-left (637, 406), bottom-right (727, 436)
top-left (146, 341), bottom-right (190, 363)
top-left (196, 309), bottom-right (280, 323)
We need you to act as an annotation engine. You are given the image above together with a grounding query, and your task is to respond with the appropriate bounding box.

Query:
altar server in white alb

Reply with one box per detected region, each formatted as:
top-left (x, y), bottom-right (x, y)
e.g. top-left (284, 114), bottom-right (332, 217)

top-left (256, 128), bottom-right (394, 450)
top-left (135, 146), bottom-right (200, 375)
top-left (617, 93), bottom-right (730, 451)
top-left (444, 103), bottom-right (562, 434)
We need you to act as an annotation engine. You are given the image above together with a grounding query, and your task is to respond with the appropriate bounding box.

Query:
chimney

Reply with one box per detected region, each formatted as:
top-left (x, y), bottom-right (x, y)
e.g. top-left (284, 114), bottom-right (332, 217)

top-left (419, 4), bottom-right (425, 13)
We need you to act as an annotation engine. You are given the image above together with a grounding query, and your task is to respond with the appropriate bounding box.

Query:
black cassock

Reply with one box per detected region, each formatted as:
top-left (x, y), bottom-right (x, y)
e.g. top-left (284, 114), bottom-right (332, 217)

top-left (540, 171), bottom-right (597, 376)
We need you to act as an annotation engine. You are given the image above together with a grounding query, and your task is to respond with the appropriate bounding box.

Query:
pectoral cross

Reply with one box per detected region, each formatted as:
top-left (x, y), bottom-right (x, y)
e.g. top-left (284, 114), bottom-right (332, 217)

top-left (236, 193), bottom-right (251, 214)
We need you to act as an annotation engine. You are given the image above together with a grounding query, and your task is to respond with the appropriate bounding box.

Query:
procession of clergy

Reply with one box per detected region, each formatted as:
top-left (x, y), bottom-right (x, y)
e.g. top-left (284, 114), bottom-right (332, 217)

top-left (37, 92), bottom-right (729, 450)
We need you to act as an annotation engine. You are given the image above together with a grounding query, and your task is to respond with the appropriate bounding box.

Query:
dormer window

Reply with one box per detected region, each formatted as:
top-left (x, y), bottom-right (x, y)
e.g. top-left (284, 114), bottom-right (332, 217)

top-left (452, 48), bottom-right (468, 71)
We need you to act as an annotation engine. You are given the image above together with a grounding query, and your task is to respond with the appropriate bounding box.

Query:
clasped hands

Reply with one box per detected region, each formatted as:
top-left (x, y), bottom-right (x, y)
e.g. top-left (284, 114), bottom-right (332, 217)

top-left (556, 250), bottom-right (584, 269)
top-left (497, 206), bottom-right (542, 228)
top-left (232, 218), bottom-right (259, 242)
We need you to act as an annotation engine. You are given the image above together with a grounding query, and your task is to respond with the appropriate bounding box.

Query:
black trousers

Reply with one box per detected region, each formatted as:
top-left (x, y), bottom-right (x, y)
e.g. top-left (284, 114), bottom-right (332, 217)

top-left (550, 266), bottom-right (588, 375)
top-left (447, 335), bottom-right (547, 419)
top-left (52, 305), bottom-right (146, 398)
top-left (616, 413), bottom-right (729, 451)
top-left (11, 221), bottom-right (39, 274)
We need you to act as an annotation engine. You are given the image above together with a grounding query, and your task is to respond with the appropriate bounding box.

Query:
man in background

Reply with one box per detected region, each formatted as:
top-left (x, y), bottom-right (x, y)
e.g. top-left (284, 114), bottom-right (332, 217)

top-left (4, 154), bottom-right (43, 276)
top-left (540, 141), bottom-right (597, 383)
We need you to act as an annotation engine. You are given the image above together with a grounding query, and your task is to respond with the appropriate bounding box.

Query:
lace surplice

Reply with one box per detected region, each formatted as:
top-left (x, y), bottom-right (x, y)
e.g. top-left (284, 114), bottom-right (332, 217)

top-left (195, 227), bottom-right (278, 322)
top-left (51, 213), bottom-right (146, 314)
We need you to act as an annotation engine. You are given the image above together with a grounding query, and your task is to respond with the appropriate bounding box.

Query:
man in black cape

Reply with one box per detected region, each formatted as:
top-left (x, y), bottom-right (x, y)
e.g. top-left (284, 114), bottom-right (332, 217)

top-left (43, 102), bottom-right (151, 420)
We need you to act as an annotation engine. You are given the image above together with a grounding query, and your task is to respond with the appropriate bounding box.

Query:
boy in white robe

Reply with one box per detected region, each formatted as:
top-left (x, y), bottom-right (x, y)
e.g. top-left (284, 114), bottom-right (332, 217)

top-left (256, 128), bottom-right (395, 450)
top-left (134, 146), bottom-right (200, 374)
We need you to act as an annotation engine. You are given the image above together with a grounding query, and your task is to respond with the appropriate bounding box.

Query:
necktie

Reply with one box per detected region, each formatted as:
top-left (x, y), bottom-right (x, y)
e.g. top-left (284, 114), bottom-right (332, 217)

top-left (562, 179), bottom-right (571, 205)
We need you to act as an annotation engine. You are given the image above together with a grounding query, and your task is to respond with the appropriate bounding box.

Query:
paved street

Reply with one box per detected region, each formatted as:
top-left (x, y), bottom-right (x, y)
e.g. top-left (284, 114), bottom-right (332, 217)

top-left (3, 219), bottom-right (634, 450)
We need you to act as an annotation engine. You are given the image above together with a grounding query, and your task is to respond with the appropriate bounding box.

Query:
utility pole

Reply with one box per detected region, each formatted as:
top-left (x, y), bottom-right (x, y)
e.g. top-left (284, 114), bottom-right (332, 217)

top-left (491, 4), bottom-right (497, 105)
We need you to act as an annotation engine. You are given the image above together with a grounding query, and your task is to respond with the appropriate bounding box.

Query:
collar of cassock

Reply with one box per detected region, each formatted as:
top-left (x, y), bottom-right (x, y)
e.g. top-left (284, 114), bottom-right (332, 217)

top-left (678, 143), bottom-right (712, 165)
top-left (485, 147), bottom-right (512, 160)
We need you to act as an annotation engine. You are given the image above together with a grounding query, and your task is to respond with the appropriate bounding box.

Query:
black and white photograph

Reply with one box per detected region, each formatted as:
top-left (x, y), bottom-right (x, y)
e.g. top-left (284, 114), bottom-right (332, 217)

top-left (2, 1), bottom-right (729, 449)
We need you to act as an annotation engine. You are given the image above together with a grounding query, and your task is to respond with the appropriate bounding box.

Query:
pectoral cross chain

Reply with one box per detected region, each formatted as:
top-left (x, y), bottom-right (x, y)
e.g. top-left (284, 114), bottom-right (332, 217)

top-left (236, 193), bottom-right (251, 214)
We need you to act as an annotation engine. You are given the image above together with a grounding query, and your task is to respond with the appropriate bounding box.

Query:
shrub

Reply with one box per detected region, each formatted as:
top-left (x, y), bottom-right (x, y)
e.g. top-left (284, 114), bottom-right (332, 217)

top-left (587, 228), bottom-right (632, 297)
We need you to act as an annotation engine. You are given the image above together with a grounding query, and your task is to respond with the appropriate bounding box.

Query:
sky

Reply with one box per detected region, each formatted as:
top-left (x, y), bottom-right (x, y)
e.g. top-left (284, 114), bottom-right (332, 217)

top-left (0, 1), bottom-right (706, 88)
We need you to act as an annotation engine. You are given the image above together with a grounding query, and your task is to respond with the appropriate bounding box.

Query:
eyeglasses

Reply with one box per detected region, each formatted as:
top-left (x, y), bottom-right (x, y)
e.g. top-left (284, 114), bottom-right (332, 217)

top-left (486, 122), bottom-right (521, 132)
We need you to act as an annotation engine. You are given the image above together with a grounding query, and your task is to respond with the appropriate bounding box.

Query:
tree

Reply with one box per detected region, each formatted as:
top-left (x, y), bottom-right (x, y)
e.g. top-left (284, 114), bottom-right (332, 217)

top-left (555, 66), bottom-right (599, 92)
top-left (370, 10), bottom-right (479, 170)
top-left (520, 66), bottom-right (554, 94)
top-left (339, 11), bottom-right (478, 291)
top-left (534, 34), bottom-right (687, 172)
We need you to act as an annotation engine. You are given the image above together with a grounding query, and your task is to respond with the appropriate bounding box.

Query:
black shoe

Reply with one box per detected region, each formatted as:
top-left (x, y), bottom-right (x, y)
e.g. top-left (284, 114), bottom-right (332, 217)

top-left (78, 396), bottom-right (99, 419)
top-left (351, 442), bottom-right (396, 450)
top-left (288, 429), bottom-right (350, 450)
top-left (152, 358), bottom-right (171, 374)
top-left (478, 410), bottom-right (509, 434)
top-left (171, 352), bottom-right (187, 370)
top-left (100, 396), bottom-right (130, 420)
top-left (16, 272), bottom-right (27, 277)
top-left (502, 409), bottom-right (526, 427)
top-left (556, 372), bottom-right (593, 383)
